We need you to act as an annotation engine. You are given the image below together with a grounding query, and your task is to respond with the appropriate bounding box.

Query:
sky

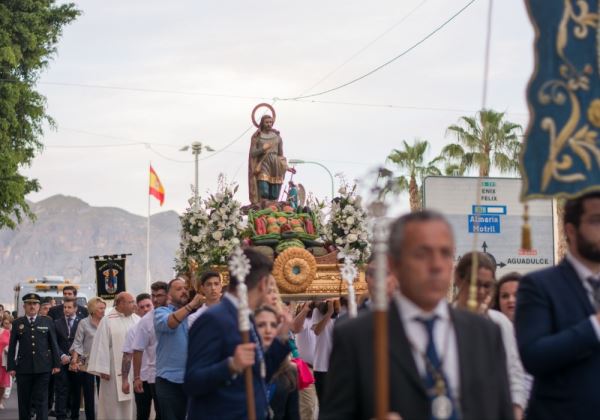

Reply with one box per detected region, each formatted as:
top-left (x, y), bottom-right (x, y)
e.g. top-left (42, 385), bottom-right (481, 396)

top-left (25, 0), bottom-right (533, 217)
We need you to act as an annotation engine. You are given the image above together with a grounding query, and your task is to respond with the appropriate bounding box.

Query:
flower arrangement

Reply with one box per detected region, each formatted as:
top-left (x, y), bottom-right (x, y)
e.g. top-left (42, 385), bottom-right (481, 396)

top-left (324, 178), bottom-right (371, 264)
top-left (175, 175), bottom-right (245, 272)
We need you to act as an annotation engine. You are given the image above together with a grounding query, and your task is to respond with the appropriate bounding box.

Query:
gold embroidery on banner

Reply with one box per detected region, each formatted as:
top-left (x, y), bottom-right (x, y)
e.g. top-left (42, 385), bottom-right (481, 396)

top-left (539, 0), bottom-right (600, 191)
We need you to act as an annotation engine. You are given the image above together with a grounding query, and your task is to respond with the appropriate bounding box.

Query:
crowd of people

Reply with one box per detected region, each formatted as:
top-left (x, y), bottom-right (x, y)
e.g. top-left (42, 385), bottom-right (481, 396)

top-left (4, 191), bottom-right (600, 419)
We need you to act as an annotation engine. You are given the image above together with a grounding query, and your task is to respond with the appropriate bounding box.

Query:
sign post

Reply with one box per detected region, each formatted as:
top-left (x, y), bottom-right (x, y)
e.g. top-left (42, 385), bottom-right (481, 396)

top-left (423, 177), bottom-right (554, 275)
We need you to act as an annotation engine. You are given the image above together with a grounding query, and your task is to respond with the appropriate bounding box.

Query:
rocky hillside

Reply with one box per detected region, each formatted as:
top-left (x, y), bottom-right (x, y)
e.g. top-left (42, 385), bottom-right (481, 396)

top-left (0, 195), bottom-right (180, 306)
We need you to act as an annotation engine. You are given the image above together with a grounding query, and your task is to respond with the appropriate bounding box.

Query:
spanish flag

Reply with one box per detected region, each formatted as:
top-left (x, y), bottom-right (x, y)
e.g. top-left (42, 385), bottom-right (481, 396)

top-left (149, 165), bottom-right (165, 206)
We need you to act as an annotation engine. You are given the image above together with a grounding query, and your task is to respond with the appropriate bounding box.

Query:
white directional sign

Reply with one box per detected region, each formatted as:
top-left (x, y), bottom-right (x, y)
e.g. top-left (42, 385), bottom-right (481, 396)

top-left (423, 176), bottom-right (554, 276)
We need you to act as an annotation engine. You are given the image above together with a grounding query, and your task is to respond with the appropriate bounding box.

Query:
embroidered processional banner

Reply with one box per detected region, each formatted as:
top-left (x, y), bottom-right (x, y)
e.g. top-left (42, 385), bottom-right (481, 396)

top-left (522, 0), bottom-right (600, 199)
top-left (93, 256), bottom-right (127, 299)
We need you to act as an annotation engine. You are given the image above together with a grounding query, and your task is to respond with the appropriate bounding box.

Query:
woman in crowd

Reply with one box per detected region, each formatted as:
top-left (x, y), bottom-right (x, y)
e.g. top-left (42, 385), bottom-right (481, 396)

top-left (491, 272), bottom-right (533, 405)
top-left (0, 314), bottom-right (13, 409)
top-left (453, 252), bottom-right (528, 420)
top-left (491, 272), bottom-right (522, 322)
top-left (69, 296), bottom-right (107, 420)
top-left (255, 305), bottom-right (300, 420)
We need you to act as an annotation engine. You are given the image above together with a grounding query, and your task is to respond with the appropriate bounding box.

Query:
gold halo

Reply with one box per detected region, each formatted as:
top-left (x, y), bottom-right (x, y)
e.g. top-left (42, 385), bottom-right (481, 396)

top-left (272, 248), bottom-right (317, 293)
top-left (251, 103), bottom-right (276, 128)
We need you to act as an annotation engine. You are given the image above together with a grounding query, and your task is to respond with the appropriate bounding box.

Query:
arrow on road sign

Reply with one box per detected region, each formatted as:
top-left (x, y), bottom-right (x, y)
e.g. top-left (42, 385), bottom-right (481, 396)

top-left (482, 241), bottom-right (488, 253)
top-left (498, 262), bottom-right (506, 268)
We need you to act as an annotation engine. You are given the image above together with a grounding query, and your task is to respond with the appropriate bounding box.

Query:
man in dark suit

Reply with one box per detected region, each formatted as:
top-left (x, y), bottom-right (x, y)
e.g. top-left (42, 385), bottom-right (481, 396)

top-left (516, 192), bottom-right (600, 419)
top-left (321, 211), bottom-right (513, 420)
top-left (184, 248), bottom-right (293, 419)
top-left (7, 293), bottom-right (61, 420)
top-left (48, 285), bottom-right (88, 321)
top-left (54, 298), bottom-right (82, 420)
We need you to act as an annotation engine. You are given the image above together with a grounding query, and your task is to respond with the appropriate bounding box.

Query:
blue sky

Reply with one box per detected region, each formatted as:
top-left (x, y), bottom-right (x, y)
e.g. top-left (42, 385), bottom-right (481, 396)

top-left (26, 0), bottom-right (533, 216)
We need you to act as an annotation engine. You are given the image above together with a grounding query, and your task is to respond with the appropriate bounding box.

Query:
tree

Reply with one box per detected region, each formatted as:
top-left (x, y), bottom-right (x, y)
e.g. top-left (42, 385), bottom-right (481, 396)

top-left (0, 1), bottom-right (80, 229)
top-left (441, 109), bottom-right (522, 177)
top-left (381, 139), bottom-right (442, 212)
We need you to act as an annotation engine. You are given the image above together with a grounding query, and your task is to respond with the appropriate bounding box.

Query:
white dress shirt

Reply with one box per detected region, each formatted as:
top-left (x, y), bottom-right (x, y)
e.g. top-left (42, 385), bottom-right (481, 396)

top-left (295, 317), bottom-right (316, 366)
top-left (311, 309), bottom-right (335, 373)
top-left (488, 309), bottom-right (528, 409)
top-left (394, 293), bottom-right (460, 401)
top-left (565, 253), bottom-right (600, 340)
top-left (130, 310), bottom-right (157, 383)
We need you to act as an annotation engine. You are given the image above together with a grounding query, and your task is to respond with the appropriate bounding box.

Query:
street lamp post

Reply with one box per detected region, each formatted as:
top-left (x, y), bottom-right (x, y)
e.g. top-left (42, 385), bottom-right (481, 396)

top-left (180, 141), bottom-right (214, 207)
top-left (288, 159), bottom-right (335, 200)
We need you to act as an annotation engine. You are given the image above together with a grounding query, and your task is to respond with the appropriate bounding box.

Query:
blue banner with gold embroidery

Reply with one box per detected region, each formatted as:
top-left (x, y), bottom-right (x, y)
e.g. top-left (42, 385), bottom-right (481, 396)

top-left (521, 0), bottom-right (600, 199)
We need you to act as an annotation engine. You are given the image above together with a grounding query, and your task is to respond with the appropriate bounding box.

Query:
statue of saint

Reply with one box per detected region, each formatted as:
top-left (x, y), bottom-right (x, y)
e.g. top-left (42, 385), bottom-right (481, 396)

top-left (248, 113), bottom-right (290, 205)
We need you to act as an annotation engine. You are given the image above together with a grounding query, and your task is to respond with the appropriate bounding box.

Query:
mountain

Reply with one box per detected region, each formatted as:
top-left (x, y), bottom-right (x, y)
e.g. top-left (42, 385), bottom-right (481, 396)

top-left (0, 195), bottom-right (181, 306)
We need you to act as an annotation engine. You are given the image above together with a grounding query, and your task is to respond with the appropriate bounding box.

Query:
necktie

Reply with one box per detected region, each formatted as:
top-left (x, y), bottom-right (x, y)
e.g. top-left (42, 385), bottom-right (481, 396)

top-left (415, 316), bottom-right (458, 420)
top-left (67, 317), bottom-right (73, 336)
top-left (587, 277), bottom-right (600, 309)
top-left (29, 317), bottom-right (34, 325)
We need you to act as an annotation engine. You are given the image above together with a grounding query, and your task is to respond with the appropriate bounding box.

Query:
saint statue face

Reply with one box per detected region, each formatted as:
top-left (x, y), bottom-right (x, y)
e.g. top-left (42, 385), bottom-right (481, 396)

top-left (261, 116), bottom-right (274, 132)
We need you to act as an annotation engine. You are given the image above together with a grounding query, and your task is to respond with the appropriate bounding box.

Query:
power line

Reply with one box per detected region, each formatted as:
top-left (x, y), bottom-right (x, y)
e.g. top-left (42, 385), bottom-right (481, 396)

top-left (37, 80), bottom-right (270, 101)
top-left (52, 127), bottom-right (181, 148)
top-left (290, 98), bottom-right (527, 116)
top-left (147, 145), bottom-right (194, 163)
top-left (278, 0), bottom-right (478, 101)
top-left (299, 0), bottom-right (429, 96)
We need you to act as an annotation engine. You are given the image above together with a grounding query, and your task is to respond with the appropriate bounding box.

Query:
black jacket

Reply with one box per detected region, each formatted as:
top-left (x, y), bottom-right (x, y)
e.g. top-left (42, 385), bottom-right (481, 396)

top-left (320, 300), bottom-right (514, 420)
top-left (516, 259), bottom-right (600, 419)
top-left (54, 316), bottom-right (80, 357)
top-left (7, 316), bottom-right (61, 374)
top-left (48, 304), bottom-right (88, 321)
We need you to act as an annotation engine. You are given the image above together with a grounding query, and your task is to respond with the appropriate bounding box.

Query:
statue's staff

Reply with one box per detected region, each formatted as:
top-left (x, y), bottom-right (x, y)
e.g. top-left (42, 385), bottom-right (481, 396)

top-left (228, 248), bottom-right (256, 420)
top-left (340, 259), bottom-right (358, 318)
top-left (370, 201), bottom-right (389, 420)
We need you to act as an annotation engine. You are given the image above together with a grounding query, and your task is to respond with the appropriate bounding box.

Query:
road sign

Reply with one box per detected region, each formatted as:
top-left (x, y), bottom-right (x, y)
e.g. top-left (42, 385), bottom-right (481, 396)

top-left (468, 214), bottom-right (501, 233)
top-left (423, 176), bottom-right (554, 276)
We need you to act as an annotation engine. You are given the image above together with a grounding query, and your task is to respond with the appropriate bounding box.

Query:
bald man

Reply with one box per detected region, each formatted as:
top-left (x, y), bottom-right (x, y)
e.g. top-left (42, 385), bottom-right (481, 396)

top-left (87, 293), bottom-right (140, 419)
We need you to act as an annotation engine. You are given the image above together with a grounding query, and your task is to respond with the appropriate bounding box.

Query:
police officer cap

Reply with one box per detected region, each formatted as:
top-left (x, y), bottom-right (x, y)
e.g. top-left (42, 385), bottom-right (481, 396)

top-left (22, 293), bottom-right (41, 303)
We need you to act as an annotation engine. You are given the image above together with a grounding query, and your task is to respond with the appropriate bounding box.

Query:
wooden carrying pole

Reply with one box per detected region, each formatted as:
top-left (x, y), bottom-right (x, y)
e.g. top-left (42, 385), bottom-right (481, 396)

top-left (372, 210), bottom-right (389, 419)
top-left (240, 329), bottom-right (256, 420)
top-left (229, 248), bottom-right (256, 420)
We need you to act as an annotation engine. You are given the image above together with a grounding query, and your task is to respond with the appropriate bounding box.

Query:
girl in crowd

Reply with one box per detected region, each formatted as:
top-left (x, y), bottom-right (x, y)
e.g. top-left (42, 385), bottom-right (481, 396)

top-left (255, 305), bottom-right (300, 420)
top-left (453, 252), bottom-right (528, 420)
top-left (491, 272), bottom-right (522, 322)
top-left (70, 296), bottom-right (107, 420)
top-left (0, 314), bottom-right (13, 409)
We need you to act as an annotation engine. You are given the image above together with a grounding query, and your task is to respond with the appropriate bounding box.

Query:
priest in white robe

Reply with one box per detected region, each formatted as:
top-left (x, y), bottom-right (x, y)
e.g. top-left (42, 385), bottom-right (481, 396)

top-left (88, 292), bottom-right (140, 420)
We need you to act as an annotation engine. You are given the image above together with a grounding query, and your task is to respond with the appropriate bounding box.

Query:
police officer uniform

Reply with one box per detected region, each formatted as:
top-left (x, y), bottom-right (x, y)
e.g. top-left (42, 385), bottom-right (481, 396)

top-left (7, 293), bottom-right (61, 420)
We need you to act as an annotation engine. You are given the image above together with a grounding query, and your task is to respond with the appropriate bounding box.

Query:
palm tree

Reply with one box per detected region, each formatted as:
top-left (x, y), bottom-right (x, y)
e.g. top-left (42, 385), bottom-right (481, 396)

top-left (441, 109), bottom-right (522, 177)
top-left (382, 139), bottom-right (442, 211)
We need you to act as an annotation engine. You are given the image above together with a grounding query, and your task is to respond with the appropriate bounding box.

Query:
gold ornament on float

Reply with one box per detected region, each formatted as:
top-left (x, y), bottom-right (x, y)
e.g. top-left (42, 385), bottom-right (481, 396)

top-left (272, 248), bottom-right (317, 294)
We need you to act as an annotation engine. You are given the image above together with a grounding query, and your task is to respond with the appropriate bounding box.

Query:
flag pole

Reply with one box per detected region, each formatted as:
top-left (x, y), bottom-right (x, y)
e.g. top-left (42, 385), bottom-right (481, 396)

top-left (146, 162), bottom-right (151, 291)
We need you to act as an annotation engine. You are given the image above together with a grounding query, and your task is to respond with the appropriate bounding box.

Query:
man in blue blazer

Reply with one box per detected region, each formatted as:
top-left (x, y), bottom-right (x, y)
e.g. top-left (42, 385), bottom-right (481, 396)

top-left (516, 192), bottom-right (600, 419)
top-left (185, 248), bottom-right (292, 419)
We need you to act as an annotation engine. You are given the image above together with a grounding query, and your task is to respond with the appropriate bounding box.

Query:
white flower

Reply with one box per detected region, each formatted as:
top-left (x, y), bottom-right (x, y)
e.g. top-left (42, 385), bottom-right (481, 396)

top-left (335, 238), bottom-right (344, 245)
top-left (346, 216), bottom-right (355, 226)
top-left (212, 231), bottom-right (223, 240)
top-left (347, 233), bottom-right (358, 243)
top-left (231, 238), bottom-right (240, 245)
top-left (192, 236), bottom-right (201, 243)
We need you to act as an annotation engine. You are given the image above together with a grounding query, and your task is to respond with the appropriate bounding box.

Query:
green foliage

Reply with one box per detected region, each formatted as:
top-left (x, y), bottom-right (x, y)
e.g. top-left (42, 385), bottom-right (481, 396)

top-left (441, 109), bottom-right (522, 177)
top-left (0, 0), bottom-right (80, 229)
top-left (380, 139), bottom-right (442, 211)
